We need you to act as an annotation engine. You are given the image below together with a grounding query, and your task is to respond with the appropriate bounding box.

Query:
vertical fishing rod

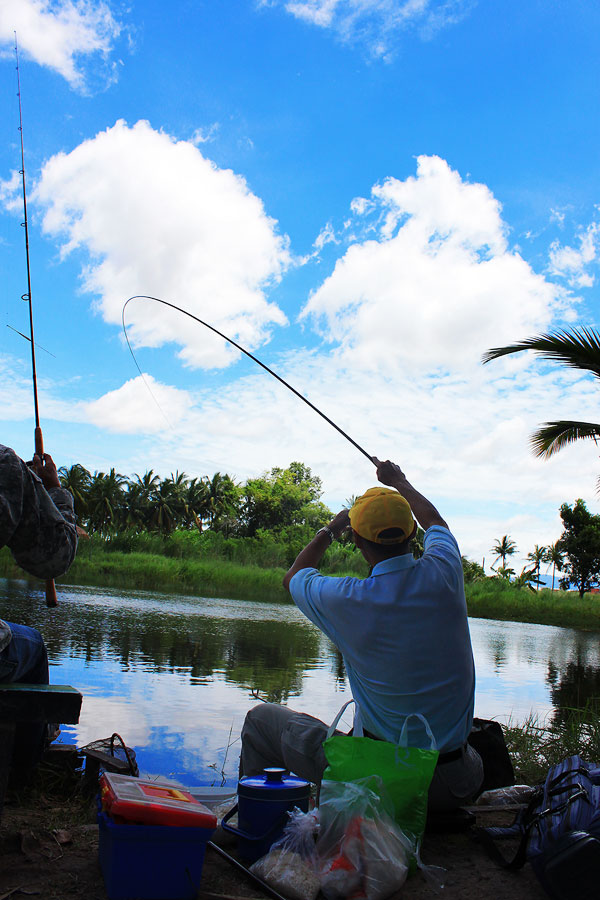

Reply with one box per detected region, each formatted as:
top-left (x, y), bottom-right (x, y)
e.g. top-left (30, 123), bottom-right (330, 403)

top-left (15, 34), bottom-right (58, 608)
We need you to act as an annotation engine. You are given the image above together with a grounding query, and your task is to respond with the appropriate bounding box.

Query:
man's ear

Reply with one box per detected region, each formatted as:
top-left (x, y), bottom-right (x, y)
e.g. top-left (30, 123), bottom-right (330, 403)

top-left (353, 531), bottom-right (373, 563)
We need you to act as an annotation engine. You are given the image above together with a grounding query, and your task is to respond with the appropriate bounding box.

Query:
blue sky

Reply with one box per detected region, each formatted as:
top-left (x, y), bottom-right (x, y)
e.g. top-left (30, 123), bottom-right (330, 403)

top-left (1, 0), bottom-right (600, 573)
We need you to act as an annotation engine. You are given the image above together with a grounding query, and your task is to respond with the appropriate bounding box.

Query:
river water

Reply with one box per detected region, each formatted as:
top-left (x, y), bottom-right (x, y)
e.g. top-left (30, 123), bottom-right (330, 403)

top-left (2, 578), bottom-right (599, 788)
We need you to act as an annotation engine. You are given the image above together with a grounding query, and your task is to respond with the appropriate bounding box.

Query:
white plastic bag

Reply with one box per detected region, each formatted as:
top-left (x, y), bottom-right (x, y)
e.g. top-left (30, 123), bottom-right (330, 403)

top-left (475, 784), bottom-right (536, 806)
top-left (249, 807), bottom-right (320, 900)
top-left (317, 778), bottom-right (412, 900)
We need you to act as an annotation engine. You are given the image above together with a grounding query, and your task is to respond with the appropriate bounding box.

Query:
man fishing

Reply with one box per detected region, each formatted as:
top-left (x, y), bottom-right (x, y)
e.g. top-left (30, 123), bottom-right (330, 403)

top-left (240, 457), bottom-right (483, 811)
top-left (0, 443), bottom-right (78, 771)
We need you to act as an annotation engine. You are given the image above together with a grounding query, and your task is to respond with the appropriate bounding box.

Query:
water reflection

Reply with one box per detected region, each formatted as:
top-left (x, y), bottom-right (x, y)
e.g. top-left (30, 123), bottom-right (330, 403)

top-left (548, 661), bottom-right (600, 726)
top-left (4, 580), bottom-right (321, 701)
top-left (2, 579), bottom-right (599, 787)
top-left (469, 616), bottom-right (600, 725)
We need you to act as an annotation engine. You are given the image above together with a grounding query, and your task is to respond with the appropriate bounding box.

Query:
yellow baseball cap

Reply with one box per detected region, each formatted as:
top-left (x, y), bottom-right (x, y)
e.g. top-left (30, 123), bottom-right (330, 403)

top-left (349, 487), bottom-right (416, 544)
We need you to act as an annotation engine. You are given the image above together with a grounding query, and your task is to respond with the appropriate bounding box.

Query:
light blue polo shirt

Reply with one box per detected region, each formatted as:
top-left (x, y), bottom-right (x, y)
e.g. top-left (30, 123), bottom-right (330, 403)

top-left (289, 526), bottom-right (475, 752)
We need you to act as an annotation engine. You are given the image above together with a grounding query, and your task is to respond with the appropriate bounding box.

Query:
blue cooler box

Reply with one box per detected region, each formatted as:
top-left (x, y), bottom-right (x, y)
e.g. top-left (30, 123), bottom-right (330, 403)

top-left (98, 810), bottom-right (215, 900)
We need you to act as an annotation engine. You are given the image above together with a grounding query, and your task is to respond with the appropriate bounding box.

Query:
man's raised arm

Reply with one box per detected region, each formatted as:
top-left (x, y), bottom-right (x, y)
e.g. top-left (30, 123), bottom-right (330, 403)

top-left (373, 458), bottom-right (448, 531)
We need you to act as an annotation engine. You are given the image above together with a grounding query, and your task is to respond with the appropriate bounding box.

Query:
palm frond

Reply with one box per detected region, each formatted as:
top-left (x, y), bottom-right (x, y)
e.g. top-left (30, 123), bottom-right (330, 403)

top-left (530, 421), bottom-right (600, 458)
top-left (482, 327), bottom-right (600, 378)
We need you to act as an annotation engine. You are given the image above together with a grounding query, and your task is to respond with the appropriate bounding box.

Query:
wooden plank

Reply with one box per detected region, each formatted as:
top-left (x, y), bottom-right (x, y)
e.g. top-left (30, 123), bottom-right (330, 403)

top-left (0, 684), bottom-right (80, 694)
top-left (0, 684), bottom-right (81, 723)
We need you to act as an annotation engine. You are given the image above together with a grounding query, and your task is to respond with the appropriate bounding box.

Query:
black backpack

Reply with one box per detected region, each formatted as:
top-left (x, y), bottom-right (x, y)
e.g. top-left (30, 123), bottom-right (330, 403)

top-left (477, 755), bottom-right (600, 900)
top-left (468, 717), bottom-right (515, 793)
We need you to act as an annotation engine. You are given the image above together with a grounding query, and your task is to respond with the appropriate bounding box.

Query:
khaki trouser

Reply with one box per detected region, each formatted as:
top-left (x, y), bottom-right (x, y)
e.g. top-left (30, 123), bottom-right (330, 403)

top-left (240, 702), bottom-right (484, 812)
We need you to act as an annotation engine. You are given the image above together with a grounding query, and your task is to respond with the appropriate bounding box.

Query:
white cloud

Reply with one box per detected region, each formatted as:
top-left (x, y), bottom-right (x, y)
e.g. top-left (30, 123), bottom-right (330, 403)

top-left (0, 171), bottom-right (21, 211)
top-left (549, 207), bottom-right (566, 228)
top-left (549, 221), bottom-right (600, 289)
top-left (32, 119), bottom-right (291, 368)
top-left (272, 0), bottom-right (472, 58)
top-left (350, 196), bottom-right (372, 215)
top-left (313, 221), bottom-right (338, 250)
top-left (0, 355), bottom-right (35, 421)
top-left (6, 151), bottom-right (599, 579)
top-left (71, 335), bottom-right (600, 575)
top-left (81, 375), bottom-right (193, 433)
top-left (0, 0), bottom-right (123, 92)
top-left (191, 123), bottom-right (220, 145)
top-left (301, 155), bottom-right (562, 374)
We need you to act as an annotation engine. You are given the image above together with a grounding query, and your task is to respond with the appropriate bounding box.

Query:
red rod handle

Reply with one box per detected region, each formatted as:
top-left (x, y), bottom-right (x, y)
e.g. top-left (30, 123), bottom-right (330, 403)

top-left (45, 579), bottom-right (58, 608)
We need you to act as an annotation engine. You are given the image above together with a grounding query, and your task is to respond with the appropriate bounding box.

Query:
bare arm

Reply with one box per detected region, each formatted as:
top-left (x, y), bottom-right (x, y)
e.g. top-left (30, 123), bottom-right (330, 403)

top-left (373, 458), bottom-right (448, 531)
top-left (283, 509), bottom-right (349, 592)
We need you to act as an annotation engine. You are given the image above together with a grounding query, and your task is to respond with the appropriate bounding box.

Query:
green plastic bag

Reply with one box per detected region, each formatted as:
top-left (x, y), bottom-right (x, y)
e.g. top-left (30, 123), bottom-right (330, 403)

top-left (322, 701), bottom-right (439, 844)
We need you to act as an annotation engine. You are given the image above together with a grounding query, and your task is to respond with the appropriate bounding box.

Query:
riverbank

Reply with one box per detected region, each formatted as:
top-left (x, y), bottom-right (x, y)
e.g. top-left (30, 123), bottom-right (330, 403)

top-left (465, 577), bottom-right (600, 630)
top-left (0, 790), bottom-right (547, 900)
top-left (5, 703), bottom-right (592, 900)
top-left (0, 737), bottom-right (550, 900)
top-left (2, 544), bottom-right (599, 629)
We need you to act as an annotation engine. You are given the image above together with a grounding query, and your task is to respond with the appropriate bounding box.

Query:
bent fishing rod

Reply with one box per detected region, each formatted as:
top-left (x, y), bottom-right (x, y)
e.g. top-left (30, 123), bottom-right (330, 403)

top-left (122, 295), bottom-right (376, 466)
top-left (15, 35), bottom-right (57, 608)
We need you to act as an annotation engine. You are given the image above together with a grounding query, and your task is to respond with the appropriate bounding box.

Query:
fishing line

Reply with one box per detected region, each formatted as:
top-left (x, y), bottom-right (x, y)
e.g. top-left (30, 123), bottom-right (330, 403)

top-left (122, 294), bottom-right (375, 465)
top-left (6, 324), bottom-right (56, 357)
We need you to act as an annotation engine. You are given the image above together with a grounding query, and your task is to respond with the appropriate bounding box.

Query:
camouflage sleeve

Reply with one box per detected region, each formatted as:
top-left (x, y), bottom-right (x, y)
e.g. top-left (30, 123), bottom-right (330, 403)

top-left (0, 444), bottom-right (78, 580)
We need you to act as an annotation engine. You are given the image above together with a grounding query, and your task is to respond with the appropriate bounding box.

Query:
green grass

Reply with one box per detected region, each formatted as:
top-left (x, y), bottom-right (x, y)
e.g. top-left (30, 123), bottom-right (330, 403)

top-left (0, 543), bottom-right (288, 602)
top-left (3, 539), bottom-right (600, 629)
top-left (0, 531), bottom-right (368, 604)
top-left (504, 703), bottom-right (600, 784)
top-left (465, 578), bottom-right (600, 630)
top-left (64, 550), bottom-right (290, 603)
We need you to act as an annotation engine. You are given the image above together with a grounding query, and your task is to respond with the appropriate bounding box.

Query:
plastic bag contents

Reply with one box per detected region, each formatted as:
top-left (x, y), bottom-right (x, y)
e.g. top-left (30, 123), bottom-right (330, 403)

top-left (317, 779), bottom-right (412, 900)
top-left (475, 785), bottom-right (536, 806)
top-left (249, 807), bottom-right (320, 900)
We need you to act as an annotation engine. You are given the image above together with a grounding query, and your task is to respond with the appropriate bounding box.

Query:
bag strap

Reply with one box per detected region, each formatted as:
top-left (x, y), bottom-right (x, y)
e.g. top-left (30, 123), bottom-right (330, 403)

top-left (476, 787), bottom-right (544, 870)
top-left (327, 704), bottom-right (438, 750)
top-left (326, 699), bottom-right (355, 739)
top-left (399, 713), bottom-right (437, 751)
top-left (110, 732), bottom-right (137, 776)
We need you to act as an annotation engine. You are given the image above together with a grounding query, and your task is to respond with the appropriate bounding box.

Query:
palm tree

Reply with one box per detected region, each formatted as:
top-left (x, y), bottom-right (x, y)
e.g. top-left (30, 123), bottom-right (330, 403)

top-left (513, 566), bottom-right (538, 590)
top-left (163, 471), bottom-right (189, 529)
top-left (147, 479), bottom-right (180, 535)
top-left (185, 477), bottom-right (209, 531)
top-left (526, 544), bottom-right (546, 590)
top-left (135, 470), bottom-right (161, 496)
top-left (203, 472), bottom-right (239, 529)
top-left (86, 469), bottom-right (127, 535)
top-left (58, 463), bottom-right (91, 519)
top-left (122, 471), bottom-right (160, 531)
top-left (483, 328), bottom-right (600, 478)
top-left (543, 541), bottom-right (565, 592)
top-left (490, 535), bottom-right (517, 570)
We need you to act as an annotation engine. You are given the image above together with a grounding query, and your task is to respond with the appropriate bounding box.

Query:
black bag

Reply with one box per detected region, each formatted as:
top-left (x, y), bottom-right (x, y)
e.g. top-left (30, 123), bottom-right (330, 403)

top-left (468, 717), bottom-right (515, 793)
top-left (477, 755), bottom-right (600, 900)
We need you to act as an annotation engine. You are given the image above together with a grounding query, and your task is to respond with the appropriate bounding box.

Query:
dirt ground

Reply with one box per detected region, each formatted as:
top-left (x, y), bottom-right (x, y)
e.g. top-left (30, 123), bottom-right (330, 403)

top-left (0, 789), bottom-right (548, 900)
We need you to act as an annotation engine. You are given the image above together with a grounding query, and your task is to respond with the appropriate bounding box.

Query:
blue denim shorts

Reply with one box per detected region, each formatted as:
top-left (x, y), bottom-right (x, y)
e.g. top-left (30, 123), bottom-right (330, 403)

top-left (0, 622), bottom-right (49, 684)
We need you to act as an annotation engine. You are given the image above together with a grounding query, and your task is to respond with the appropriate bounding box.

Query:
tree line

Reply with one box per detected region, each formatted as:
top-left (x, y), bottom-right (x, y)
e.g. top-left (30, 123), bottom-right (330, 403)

top-left (59, 460), bottom-right (332, 539)
top-left (59, 460), bottom-right (600, 596)
top-left (489, 500), bottom-right (600, 597)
